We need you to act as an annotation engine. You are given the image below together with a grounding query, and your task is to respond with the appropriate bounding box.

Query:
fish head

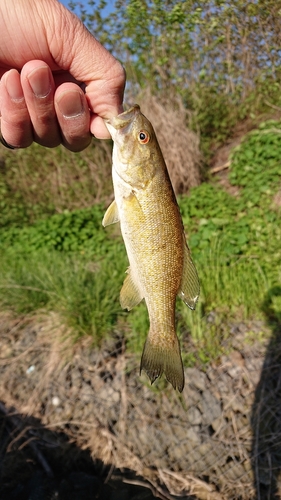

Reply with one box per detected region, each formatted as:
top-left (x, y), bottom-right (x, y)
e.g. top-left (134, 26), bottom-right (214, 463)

top-left (105, 105), bottom-right (160, 186)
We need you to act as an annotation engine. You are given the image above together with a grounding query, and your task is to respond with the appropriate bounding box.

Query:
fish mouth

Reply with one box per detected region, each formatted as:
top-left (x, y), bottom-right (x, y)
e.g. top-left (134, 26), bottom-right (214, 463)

top-left (105, 105), bottom-right (141, 136)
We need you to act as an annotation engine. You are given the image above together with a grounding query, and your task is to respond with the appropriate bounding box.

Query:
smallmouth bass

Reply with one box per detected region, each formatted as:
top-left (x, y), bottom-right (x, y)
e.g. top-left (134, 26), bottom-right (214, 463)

top-left (103, 105), bottom-right (199, 392)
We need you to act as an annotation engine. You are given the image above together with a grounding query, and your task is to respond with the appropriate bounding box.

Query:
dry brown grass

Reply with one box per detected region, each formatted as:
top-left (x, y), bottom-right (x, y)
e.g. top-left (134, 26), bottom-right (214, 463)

top-left (138, 89), bottom-right (202, 194)
top-left (0, 311), bottom-right (264, 500)
top-left (0, 312), bottom-right (224, 500)
top-left (1, 138), bottom-right (113, 216)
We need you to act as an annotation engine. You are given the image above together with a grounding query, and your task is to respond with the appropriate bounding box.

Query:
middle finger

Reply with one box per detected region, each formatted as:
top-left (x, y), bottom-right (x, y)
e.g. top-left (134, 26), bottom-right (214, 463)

top-left (21, 60), bottom-right (61, 148)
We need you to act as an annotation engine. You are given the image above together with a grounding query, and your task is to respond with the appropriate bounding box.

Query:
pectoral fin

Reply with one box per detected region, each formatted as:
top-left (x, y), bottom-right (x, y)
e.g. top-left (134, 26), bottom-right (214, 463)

top-left (102, 200), bottom-right (119, 227)
top-left (178, 242), bottom-right (200, 310)
top-left (120, 268), bottom-right (144, 310)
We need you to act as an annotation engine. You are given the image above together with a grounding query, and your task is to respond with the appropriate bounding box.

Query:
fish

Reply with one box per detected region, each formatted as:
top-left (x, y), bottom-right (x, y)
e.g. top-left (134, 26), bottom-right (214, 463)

top-left (102, 104), bottom-right (199, 392)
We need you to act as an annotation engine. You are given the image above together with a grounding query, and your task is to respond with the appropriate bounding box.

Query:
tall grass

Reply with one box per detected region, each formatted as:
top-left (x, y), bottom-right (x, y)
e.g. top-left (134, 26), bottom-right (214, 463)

top-left (0, 139), bottom-right (113, 229)
top-left (197, 238), bottom-right (270, 316)
top-left (177, 237), bottom-right (272, 364)
top-left (0, 247), bottom-right (127, 344)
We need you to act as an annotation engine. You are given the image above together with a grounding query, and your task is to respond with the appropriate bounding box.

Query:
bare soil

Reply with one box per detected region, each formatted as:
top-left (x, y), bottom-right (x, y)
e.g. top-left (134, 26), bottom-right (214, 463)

top-left (1, 311), bottom-right (280, 500)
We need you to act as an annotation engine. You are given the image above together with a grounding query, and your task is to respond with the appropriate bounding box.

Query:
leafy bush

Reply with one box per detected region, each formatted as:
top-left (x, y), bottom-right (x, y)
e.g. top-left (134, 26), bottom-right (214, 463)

top-left (229, 120), bottom-right (281, 194)
top-left (0, 204), bottom-right (117, 256)
top-left (178, 120), bottom-right (281, 276)
top-left (0, 200), bottom-right (128, 345)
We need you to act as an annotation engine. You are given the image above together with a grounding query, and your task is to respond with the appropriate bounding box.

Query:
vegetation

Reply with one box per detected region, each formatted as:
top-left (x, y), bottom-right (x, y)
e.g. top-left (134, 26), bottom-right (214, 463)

top-left (1, 117), bottom-right (281, 364)
top-left (0, 139), bottom-right (112, 229)
top-left (71, 0), bottom-right (281, 155)
top-left (1, 1), bottom-right (281, 366)
top-left (0, 248), bottom-right (126, 343)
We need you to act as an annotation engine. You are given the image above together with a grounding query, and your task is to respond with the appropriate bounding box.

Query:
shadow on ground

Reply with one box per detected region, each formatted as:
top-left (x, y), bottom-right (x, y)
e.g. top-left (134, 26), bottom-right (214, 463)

top-left (0, 400), bottom-right (185, 500)
top-left (251, 286), bottom-right (281, 500)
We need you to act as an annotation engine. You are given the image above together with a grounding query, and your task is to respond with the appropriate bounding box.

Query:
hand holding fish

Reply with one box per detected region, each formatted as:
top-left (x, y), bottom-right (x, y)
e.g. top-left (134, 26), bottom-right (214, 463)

top-left (0, 0), bottom-right (125, 151)
top-left (103, 105), bottom-right (200, 392)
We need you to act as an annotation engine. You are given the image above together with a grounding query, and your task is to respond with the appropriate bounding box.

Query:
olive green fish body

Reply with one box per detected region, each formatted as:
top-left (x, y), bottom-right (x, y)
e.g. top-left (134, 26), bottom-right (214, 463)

top-left (103, 105), bottom-right (199, 391)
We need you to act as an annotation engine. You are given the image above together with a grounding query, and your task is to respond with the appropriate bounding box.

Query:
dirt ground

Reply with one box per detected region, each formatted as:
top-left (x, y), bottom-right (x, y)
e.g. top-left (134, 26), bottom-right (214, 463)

top-left (0, 312), bottom-right (198, 500)
top-left (0, 310), bottom-right (280, 500)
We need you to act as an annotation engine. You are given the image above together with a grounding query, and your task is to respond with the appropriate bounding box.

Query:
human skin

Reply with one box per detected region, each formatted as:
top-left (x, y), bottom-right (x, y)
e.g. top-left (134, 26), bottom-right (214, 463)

top-left (0, 0), bottom-right (125, 151)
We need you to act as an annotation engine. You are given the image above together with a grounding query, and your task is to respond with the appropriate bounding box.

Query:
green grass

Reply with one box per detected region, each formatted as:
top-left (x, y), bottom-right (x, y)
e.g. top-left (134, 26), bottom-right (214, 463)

top-left (0, 225), bottom-right (276, 364)
top-left (0, 247), bottom-right (127, 344)
top-left (196, 238), bottom-right (270, 316)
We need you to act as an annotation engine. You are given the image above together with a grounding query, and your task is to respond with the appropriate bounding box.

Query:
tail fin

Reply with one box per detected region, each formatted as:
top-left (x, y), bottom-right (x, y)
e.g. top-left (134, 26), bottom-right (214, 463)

top-left (140, 332), bottom-right (184, 392)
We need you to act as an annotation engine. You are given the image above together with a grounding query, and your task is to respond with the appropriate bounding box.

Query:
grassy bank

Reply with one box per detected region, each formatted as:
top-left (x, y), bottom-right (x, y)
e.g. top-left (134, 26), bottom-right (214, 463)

top-left (0, 119), bottom-right (281, 365)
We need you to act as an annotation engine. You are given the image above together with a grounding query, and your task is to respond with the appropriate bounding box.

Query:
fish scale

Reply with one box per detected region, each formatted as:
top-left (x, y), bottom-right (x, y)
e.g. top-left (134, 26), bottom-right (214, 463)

top-left (103, 105), bottom-right (200, 391)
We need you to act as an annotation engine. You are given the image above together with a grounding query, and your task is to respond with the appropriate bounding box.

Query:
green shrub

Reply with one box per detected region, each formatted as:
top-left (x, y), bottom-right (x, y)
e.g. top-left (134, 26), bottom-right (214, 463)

top-left (178, 120), bottom-right (281, 282)
top-left (0, 204), bottom-right (117, 256)
top-left (229, 120), bottom-right (281, 195)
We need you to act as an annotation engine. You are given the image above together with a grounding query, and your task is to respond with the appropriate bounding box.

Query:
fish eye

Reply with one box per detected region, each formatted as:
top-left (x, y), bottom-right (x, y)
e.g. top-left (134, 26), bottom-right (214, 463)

top-left (138, 130), bottom-right (150, 144)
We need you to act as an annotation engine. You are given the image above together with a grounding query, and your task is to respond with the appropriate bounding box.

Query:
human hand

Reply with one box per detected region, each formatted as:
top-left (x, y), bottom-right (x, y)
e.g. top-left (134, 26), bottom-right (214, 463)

top-left (0, 0), bottom-right (125, 151)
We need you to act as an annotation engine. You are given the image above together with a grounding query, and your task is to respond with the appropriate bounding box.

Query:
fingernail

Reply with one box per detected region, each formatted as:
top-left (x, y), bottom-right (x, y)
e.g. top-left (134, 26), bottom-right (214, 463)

top-left (4, 70), bottom-right (24, 101)
top-left (57, 90), bottom-right (84, 118)
top-left (27, 66), bottom-right (51, 98)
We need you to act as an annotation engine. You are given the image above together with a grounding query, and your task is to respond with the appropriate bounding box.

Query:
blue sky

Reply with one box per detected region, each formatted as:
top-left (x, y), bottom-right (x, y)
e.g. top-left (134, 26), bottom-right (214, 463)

top-left (59, 1), bottom-right (90, 14)
top-left (59, 0), bottom-right (78, 8)
top-left (59, 0), bottom-right (70, 8)
top-left (59, 0), bottom-right (116, 22)
top-left (59, 0), bottom-right (83, 13)
top-left (58, 0), bottom-right (115, 15)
